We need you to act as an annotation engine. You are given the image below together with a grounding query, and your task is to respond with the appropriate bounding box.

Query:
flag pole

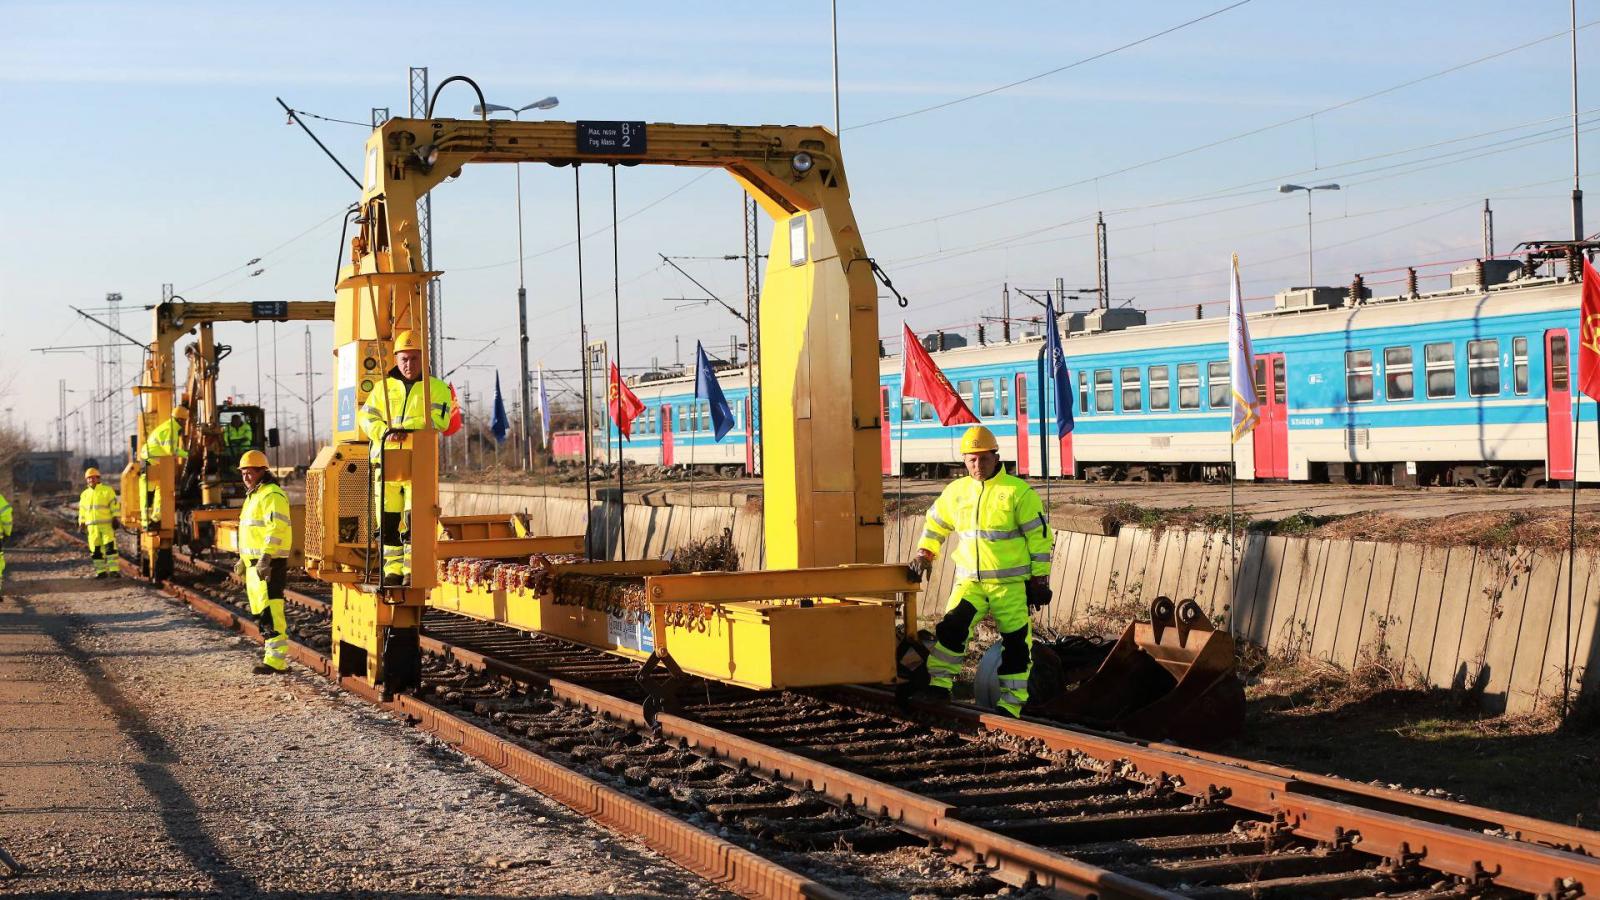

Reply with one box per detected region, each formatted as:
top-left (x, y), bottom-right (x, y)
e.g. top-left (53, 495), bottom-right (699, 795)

top-left (611, 166), bottom-right (627, 562)
top-left (1044, 294), bottom-right (1054, 513)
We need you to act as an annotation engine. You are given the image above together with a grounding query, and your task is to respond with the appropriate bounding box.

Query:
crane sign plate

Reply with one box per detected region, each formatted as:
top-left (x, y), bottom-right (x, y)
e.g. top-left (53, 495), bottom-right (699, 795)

top-left (576, 121), bottom-right (646, 155)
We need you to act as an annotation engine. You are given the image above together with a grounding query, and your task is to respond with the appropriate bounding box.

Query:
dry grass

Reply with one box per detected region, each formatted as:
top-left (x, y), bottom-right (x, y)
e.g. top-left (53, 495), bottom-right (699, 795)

top-left (1312, 508), bottom-right (1600, 551)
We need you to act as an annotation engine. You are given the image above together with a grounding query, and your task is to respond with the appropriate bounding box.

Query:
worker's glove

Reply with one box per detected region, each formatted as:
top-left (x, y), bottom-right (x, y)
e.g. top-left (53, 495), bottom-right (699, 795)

top-left (232, 558), bottom-right (247, 579)
top-left (253, 555), bottom-right (274, 580)
top-left (906, 551), bottom-right (933, 581)
top-left (1025, 577), bottom-right (1052, 611)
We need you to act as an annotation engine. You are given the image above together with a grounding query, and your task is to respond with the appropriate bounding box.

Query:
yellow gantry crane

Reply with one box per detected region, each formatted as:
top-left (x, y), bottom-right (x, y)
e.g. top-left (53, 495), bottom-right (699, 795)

top-left (121, 299), bottom-right (334, 579)
top-left (306, 103), bottom-right (919, 694)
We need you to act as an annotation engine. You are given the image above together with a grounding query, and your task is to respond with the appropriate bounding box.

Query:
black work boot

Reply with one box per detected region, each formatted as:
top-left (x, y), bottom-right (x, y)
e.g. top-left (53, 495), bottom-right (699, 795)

top-left (914, 684), bottom-right (953, 704)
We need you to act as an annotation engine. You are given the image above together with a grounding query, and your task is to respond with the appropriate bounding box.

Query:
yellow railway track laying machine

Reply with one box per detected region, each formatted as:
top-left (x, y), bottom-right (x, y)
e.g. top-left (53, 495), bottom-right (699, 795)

top-left (303, 89), bottom-right (923, 696)
top-left (121, 299), bottom-right (334, 579)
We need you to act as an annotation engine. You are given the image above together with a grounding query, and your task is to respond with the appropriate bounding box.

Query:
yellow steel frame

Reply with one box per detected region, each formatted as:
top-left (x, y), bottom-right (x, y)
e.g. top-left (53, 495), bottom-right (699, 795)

top-left (322, 114), bottom-right (894, 689)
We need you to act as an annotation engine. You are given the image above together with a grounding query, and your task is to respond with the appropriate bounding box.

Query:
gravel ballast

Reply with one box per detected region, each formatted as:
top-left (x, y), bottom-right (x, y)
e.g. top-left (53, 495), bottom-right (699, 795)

top-left (0, 540), bottom-right (721, 897)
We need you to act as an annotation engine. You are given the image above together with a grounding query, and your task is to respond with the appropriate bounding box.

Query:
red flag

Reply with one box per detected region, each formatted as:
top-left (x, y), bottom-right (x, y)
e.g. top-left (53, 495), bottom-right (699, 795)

top-left (607, 362), bottom-right (645, 439)
top-left (1580, 256), bottom-right (1600, 402)
top-left (443, 383), bottom-right (463, 436)
top-left (899, 323), bottom-right (979, 426)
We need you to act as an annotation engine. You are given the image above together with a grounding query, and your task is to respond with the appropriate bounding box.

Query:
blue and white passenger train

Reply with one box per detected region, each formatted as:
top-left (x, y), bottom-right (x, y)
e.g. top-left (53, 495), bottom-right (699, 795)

top-left (591, 274), bottom-right (1597, 486)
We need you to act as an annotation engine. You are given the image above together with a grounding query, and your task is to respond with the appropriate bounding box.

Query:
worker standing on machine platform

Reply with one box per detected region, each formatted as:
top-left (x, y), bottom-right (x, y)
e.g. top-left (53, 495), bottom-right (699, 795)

top-left (908, 425), bottom-right (1054, 718)
top-left (0, 488), bottom-right (12, 600)
top-left (235, 450), bottom-right (291, 674)
top-left (78, 468), bottom-right (119, 579)
top-left (223, 413), bottom-right (254, 461)
top-left (357, 330), bottom-right (455, 585)
top-left (139, 406), bottom-right (190, 530)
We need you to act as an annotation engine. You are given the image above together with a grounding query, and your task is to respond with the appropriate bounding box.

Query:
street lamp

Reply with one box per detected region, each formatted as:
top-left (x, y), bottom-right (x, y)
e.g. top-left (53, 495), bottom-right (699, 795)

top-left (474, 96), bottom-right (560, 472)
top-left (1278, 183), bottom-right (1340, 286)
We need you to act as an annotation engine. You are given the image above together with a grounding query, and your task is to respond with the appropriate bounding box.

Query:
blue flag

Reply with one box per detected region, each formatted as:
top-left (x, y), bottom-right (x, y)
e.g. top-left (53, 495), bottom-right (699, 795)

top-left (694, 341), bottom-right (735, 441)
top-left (1045, 294), bottom-right (1074, 437)
top-left (490, 372), bottom-right (510, 443)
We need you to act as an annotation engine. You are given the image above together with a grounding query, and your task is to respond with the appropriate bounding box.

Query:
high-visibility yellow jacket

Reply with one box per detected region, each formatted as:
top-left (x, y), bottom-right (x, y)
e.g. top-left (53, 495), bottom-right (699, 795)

top-left (79, 484), bottom-right (117, 527)
top-left (140, 417), bottom-right (189, 461)
top-left (917, 471), bottom-right (1053, 583)
top-left (358, 370), bottom-right (455, 460)
top-left (240, 481), bottom-right (291, 562)
top-left (223, 420), bottom-right (254, 448)
top-left (0, 490), bottom-right (12, 538)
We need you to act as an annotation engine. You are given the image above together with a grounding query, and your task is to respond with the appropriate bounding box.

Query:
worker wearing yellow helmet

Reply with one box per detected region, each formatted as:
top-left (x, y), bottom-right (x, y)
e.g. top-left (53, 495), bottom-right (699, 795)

top-left (235, 449), bottom-right (291, 674)
top-left (907, 425), bottom-right (1054, 717)
top-left (357, 329), bottom-right (456, 584)
top-left (78, 467), bottom-right (120, 578)
top-left (138, 405), bottom-right (191, 531)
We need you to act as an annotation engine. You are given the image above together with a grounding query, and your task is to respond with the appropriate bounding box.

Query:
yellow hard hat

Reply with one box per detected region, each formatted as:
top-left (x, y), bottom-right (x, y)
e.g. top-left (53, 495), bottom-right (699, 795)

top-left (959, 425), bottom-right (999, 454)
top-left (394, 330), bottom-right (422, 353)
top-left (172, 406), bottom-right (191, 420)
top-left (84, 467), bottom-right (101, 479)
top-left (239, 449), bottom-right (270, 469)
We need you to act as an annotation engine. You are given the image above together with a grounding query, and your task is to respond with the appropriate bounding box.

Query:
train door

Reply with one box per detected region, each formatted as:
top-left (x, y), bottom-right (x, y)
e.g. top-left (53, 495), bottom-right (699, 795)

top-left (744, 396), bottom-right (756, 474)
top-left (661, 404), bottom-right (674, 467)
top-left (880, 387), bottom-right (893, 475)
top-left (1546, 329), bottom-right (1573, 480)
top-left (1252, 353), bottom-right (1289, 479)
top-left (1014, 373), bottom-right (1031, 475)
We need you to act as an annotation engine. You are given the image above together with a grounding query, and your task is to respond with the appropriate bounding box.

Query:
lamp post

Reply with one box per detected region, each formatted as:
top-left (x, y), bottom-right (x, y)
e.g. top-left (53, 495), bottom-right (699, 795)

top-left (1278, 183), bottom-right (1340, 286)
top-left (474, 96), bottom-right (559, 471)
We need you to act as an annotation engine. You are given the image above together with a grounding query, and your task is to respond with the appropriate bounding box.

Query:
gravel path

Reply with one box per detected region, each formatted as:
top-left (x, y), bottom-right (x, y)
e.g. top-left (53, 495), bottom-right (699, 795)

top-left (0, 538), bottom-right (722, 898)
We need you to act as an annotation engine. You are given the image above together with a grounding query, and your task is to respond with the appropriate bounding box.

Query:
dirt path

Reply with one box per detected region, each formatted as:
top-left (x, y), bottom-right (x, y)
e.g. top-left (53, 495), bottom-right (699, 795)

top-left (0, 539), bottom-right (722, 898)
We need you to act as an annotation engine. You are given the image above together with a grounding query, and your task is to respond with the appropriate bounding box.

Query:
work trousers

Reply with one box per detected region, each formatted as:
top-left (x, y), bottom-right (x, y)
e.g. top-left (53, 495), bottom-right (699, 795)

top-left (926, 579), bottom-right (1033, 716)
top-left (0, 547), bottom-right (6, 594)
top-left (138, 473), bottom-right (164, 529)
top-left (245, 557), bottom-right (289, 671)
top-left (377, 478), bottom-right (412, 582)
top-left (86, 524), bottom-right (117, 575)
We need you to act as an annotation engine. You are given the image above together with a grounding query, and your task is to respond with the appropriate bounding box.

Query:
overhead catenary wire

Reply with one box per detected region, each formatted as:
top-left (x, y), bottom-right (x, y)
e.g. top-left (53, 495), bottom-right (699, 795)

top-left (847, 0), bottom-right (1256, 131)
top-left (873, 17), bottom-right (1600, 235)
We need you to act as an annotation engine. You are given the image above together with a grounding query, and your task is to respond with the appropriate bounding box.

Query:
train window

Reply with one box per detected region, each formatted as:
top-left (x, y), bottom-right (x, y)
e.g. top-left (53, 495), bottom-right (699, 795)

top-left (1079, 371), bottom-right (1089, 414)
top-left (1384, 347), bottom-right (1413, 401)
top-left (956, 380), bottom-right (973, 409)
top-left (1513, 337), bottom-right (1529, 394)
top-left (1425, 343), bottom-right (1456, 398)
top-left (901, 396), bottom-right (916, 423)
top-left (1551, 333), bottom-right (1570, 390)
top-left (1345, 350), bottom-right (1374, 403)
top-left (1468, 339), bottom-right (1500, 397)
top-left (997, 378), bottom-right (1010, 415)
top-left (1017, 381), bottom-right (1027, 414)
top-left (1254, 359), bottom-right (1267, 404)
top-left (1094, 369), bottom-right (1114, 412)
top-left (920, 400), bottom-right (935, 422)
top-left (1207, 360), bottom-right (1229, 408)
top-left (1274, 358), bottom-right (1286, 403)
top-left (1149, 365), bottom-right (1170, 410)
top-left (1178, 363), bottom-right (1200, 410)
top-left (678, 407), bottom-right (687, 432)
top-left (978, 378), bottom-right (996, 417)
top-left (1121, 367), bottom-right (1142, 411)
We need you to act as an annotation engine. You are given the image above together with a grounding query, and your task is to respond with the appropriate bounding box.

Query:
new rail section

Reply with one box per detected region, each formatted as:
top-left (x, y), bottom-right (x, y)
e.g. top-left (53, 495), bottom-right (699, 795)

top-left (65, 520), bottom-right (1600, 900)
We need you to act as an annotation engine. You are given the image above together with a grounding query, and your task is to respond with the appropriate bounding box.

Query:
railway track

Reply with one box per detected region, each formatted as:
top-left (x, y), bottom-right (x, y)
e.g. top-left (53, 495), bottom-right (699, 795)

top-left (59, 525), bottom-right (1600, 898)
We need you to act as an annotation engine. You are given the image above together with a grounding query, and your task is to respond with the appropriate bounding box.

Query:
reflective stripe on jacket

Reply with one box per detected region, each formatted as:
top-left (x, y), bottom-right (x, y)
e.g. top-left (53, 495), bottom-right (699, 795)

top-left (140, 417), bottom-right (189, 461)
top-left (240, 482), bottom-right (291, 561)
top-left (357, 371), bottom-right (455, 460)
top-left (916, 470), bottom-right (1052, 583)
top-left (78, 484), bottom-right (118, 526)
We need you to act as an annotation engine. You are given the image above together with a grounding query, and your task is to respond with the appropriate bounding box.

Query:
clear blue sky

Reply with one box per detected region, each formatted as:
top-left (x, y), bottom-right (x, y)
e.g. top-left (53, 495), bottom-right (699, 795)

top-left (1, 0), bottom-right (1592, 443)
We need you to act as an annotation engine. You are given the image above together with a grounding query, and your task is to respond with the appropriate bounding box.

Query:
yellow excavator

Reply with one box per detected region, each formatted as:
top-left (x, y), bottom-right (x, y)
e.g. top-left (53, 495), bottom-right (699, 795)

top-left (120, 299), bottom-right (333, 579)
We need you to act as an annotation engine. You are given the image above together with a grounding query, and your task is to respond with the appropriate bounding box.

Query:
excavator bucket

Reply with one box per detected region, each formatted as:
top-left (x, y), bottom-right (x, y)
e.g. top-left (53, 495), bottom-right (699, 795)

top-left (1035, 597), bottom-right (1243, 746)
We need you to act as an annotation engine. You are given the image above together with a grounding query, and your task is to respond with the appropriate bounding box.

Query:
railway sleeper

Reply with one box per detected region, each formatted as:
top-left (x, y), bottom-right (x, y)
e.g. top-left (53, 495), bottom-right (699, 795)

top-left (960, 789), bottom-right (1191, 824)
top-left (982, 806), bottom-right (1244, 844)
top-left (1124, 847), bottom-right (1372, 890)
top-left (1176, 865), bottom-right (1433, 899)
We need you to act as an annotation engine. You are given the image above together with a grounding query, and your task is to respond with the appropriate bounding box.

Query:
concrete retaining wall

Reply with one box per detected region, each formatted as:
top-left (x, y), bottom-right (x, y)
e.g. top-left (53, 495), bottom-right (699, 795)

top-left (442, 482), bottom-right (1600, 715)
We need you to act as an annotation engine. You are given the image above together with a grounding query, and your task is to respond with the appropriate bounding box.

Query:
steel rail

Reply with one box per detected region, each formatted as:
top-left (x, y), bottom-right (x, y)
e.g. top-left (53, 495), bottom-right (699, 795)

top-left (57, 531), bottom-right (840, 900)
top-left (62, 521), bottom-right (1600, 898)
